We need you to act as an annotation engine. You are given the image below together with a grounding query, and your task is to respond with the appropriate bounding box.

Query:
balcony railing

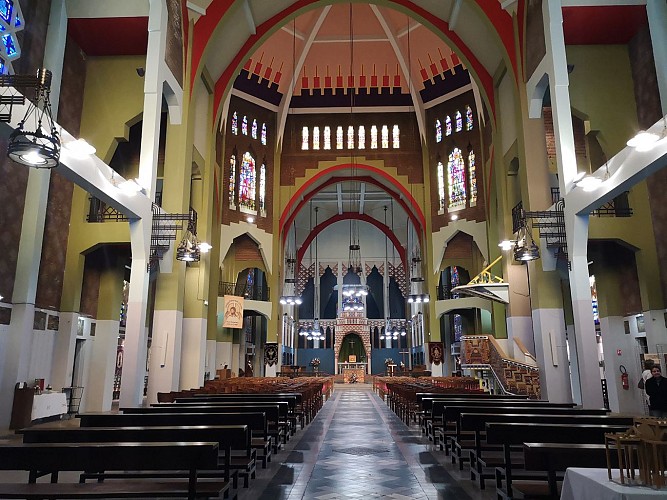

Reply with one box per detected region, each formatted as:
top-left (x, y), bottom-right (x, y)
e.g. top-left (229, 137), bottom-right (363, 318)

top-left (436, 285), bottom-right (461, 300)
top-left (218, 281), bottom-right (270, 301)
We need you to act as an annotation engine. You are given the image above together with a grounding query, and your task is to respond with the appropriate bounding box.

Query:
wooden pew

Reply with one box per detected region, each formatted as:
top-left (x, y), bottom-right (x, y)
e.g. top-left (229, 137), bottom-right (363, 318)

top-left (484, 422), bottom-right (630, 500)
top-left (521, 443), bottom-right (617, 499)
top-left (20, 424), bottom-right (254, 489)
top-left (457, 412), bottom-right (629, 489)
top-left (79, 411), bottom-right (273, 469)
top-left (0, 442), bottom-right (229, 499)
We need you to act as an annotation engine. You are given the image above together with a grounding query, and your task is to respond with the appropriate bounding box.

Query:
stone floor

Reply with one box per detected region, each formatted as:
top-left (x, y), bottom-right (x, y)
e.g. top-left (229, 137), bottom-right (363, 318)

top-left (238, 384), bottom-right (496, 500)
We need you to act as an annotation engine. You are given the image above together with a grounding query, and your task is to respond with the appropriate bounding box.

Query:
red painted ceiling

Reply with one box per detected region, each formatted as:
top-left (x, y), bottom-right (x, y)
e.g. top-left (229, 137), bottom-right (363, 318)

top-left (562, 6), bottom-right (648, 45)
top-left (67, 17), bottom-right (149, 56)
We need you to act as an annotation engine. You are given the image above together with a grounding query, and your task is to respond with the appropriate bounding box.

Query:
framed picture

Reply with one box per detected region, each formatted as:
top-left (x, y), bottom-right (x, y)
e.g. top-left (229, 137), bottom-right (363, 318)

top-left (636, 314), bottom-right (646, 333)
top-left (348, 355), bottom-right (356, 363)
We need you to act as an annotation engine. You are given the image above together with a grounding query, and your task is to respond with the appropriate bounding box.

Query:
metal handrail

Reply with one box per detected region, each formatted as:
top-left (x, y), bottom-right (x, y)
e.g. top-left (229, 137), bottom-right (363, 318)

top-left (218, 281), bottom-right (270, 301)
top-left (461, 363), bottom-right (516, 395)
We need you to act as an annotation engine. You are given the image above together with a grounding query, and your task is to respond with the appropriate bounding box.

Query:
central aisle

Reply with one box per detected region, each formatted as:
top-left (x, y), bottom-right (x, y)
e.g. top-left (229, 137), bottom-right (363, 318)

top-left (246, 384), bottom-right (489, 500)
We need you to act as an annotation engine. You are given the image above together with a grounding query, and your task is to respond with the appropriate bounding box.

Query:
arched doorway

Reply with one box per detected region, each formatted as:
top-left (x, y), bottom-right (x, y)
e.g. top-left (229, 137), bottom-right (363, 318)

top-left (338, 333), bottom-right (366, 364)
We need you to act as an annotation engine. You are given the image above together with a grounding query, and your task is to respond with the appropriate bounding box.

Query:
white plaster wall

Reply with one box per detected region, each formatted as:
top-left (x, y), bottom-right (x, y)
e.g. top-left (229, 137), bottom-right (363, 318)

top-left (531, 308), bottom-right (572, 403)
top-left (205, 339), bottom-right (216, 379)
top-left (85, 320), bottom-right (119, 412)
top-left (506, 316), bottom-right (533, 359)
top-left (147, 310), bottom-right (183, 404)
top-left (430, 362), bottom-right (444, 377)
top-left (192, 79), bottom-right (209, 159)
top-left (0, 320), bottom-right (10, 388)
top-left (565, 324), bottom-right (582, 405)
top-left (498, 72), bottom-right (518, 156)
top-left (51, 312), bottom-right (78, 390)
top-left (180, 318), bottom-right (206, 391)
top-left (28, 331), bottom-right (55, 385)
top-left (231, 343), bottom-right (240, 376)
top-left (643, 309), bottom-right (667, 355)
top-left (216, 341), bottom-right (232, 371)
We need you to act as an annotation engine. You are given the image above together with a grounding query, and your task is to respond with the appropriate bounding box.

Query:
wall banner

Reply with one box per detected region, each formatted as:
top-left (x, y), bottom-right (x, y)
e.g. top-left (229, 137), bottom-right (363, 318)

top-left (222, 295), bottom-right (244, 329)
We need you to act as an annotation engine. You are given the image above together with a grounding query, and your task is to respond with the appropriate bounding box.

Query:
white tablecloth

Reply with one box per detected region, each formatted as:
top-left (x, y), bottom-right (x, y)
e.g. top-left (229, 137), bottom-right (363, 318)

top-left (561, 468), bottom-right (667, 500)
top-left (31, 392), bottom-right (68, 420)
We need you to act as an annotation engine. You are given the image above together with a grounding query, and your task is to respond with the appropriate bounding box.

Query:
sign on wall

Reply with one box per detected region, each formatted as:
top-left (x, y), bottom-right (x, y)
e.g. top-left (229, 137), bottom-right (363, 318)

top-left (222, 295), bottom-right (244, 329)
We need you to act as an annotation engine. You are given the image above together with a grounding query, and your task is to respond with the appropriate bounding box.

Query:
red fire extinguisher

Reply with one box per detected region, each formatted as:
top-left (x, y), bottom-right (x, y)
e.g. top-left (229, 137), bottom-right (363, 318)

top-left (620, 365), bottom-right (629, 390)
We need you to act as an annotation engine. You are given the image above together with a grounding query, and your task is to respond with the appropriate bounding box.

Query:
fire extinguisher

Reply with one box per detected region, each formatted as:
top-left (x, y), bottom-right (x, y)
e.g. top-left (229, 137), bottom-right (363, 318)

top-left (620, 365), bottom-right (629, 390)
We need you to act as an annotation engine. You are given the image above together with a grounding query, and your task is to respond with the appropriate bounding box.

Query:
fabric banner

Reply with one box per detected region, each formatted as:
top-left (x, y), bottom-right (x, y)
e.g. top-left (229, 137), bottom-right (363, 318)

top-left (222, 295), bottom-right (244, 329)
top-left (264, 343), bottom-right (278, 367)
top-left (428, 342), bottom-right (444, 366)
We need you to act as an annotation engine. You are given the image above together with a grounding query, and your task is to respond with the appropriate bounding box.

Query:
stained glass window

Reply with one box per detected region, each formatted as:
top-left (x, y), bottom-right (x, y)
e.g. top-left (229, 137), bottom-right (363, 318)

top-left (454, 314), bottom-right (463, 342)
top-left (466, 105), bottom-right (473, 131)
top-left (2, 33), bottom-right (15, 56)
top-left (370, 125), bottom-right (378, 149)
top-left (455, 111), bottom-right (462, 132)
top-left (468, 149), bottom-right (477, 206)
top-left (301, 127), bottom-right (309, 150)
top-left (0, 0), bottom-right (12, 24)
top-left (229, 154), bottom-right (237, 209)
top-left (437, 161), bottom-right (445, 213)
top-left (251, 119), bottom-right (258, 139)
top-left (313, 126), bottom-right (320, 150)
top-left (324, 126), bottom-right (331, 150)
top-left (392, 125), bottom-right (400, 149)
top-left (358, 126), bottom-right (365, 149)
top-left (451, 266), bottom-right (460, 299)
top-left (261, 123), bottom-right (267, 145)
top-left (436, 119), bottom-right (442, 143)
top-left (336, 126), bottom-right (343, 149)
top-left (259, 163), bottom-right (266, 216)
top-left (241, 116), bottom-right (248, 135)
top-left (447, 148), bottom-right (466, 209)
top-left (239, 152), bottom-right (256, 213)
top-left (445, 116), bottom-right (452, 136)
top-left (381, 125), bottom-right (389, 149)
top-left (347, 126), bottom-right (354, 149)
top-left (231, 112), bottom-right (238, 135)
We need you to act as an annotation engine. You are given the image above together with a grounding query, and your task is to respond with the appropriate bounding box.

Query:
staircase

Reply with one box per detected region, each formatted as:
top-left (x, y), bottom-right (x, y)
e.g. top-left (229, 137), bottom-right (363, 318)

top-left (460, 335), bottom-right (541, 399)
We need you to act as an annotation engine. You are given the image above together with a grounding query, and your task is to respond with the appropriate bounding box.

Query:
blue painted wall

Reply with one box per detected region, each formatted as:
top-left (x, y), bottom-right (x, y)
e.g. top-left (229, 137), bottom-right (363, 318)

top-left (296, 348), bottom-right (335, 375)
top-left (371, 348), bottom-right (401, 374)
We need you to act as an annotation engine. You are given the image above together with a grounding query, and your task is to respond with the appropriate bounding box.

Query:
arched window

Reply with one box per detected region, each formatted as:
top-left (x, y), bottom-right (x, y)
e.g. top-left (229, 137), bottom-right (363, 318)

top-left (336, 126), bottom-right (343, 149)
top-left (437, 161), bottom-right (445, 214)
top-left (259, 163), bottom-right (266, 216)
top-left (347, 126), bottom-right (354, 149)
top-left (323, 126), bottom-right (331, 150)
top-left (313, 126), bottom-right (320, 150)
top-left (228, 154), bottom-right (236, 210)
top-left (381, 125), bottom-right (389, 149)
top-left (435, 119), bottom-right (442, 143)
top-left (392, 125), bottom-right (400, 148)
top-left (261, 123), bottom-right (267, 145)
top-left (445, 116), bottom-right (452, 136)
top-left (251, 119), bottom-right (258, 139)
top-left (358, 126), bottom-right (365, 149)
top-left (231, 112), bottom-right (238, 135)
top-left (301, 127), bottom-right (309, 150)
top-left (448, 147), bottom-right (466, 209)
top-left (242, 116), bottom-right (248, 135)
top-left (455, 110), bottom-right (462, 132)
top-left (466, 105), bottom-right (473, 131)
top-left (239, 152), bottom-right (256, 213)
top-left (468, 149), bottom-right (477, 206)
top-left (370, 125), bottom-right (378, 149)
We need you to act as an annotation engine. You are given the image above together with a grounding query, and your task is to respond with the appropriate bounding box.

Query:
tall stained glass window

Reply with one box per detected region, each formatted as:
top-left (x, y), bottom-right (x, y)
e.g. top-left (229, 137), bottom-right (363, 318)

top-left (447, 148), bottom-right (466, 209)
top-left (468, 149), bottom-right (477, 206)
top-left (437, 161), bottom-right (445, 213)
top-left (347, 126), bottom-right (355, 149)
top-left (301, 127), bottom-right (309, 150)
top-left (229, 154), bottom-right (237, 209)
top-left (239, 152), bottom-right (256, 213)
top-left (242, 116), bottom-right (248, 135)
top-left (336, 126), bottom-right (343, 149)
top-left (445, 116), bottom-right (452, 136)
top-left (358, 126), bottom-right (365, 149)
top-left (381, 125), bottom-right (389, 149)
top-left (323, 126), bottom-right (331, 150)
top-left (313, 126), bottom-right (320, 150)
top-left (231, 112), bottom-right (238, 135)
top-left (436, 120), bottom-right (442, 143)
top-left (392, 125), bottom-right (400, 148)
top-left (251, 119), bottom-right (258, 139)
top-left (261, 123), bottom-right (267, 145)
top-left (454, 314), bottom-right (463, 342)
top-left (455, 111), bottom-right (462, 132)
top-left (370, 125), bottom-right (378, 149)
top-left (259, 163), bottom-right (266, 216)
top-left (466, 105), bottom-right (473, 131)
top-left (451, 266), bottom-right (460, 299)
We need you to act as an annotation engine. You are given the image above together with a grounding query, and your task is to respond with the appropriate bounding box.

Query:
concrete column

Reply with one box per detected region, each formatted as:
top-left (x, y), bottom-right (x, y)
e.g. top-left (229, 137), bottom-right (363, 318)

top-left (180, 317), bottom-right (206, 390)
top-left (531, 308), bottom-right (572, 403)
top-left (647, 0), bottom-right (667, 115)
top-left (506, 316), bottom-right (533, 360)
top-left (50, 312), bottom-right (78, 390)
top-left (86, 320), bottom-right (119, 411)
top-left (566, 323), bottom-right (582, 405)
top-left (147, 310), bottom-right (183, 402)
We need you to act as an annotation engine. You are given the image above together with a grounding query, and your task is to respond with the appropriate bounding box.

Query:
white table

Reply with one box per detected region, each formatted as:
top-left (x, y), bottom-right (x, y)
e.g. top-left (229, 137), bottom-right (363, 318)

top-left (561, 468), bottom-right (667, 500)
top-left (31, 392), bottom-right (68, 421)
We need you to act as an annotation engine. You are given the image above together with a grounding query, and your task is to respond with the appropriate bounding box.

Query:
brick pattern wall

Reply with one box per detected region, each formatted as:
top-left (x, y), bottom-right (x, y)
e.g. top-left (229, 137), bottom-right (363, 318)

top-left (165, 0), bottom-right (183, 88)
top-left (525, 0), bottom-right (546, 81)
top-left (234, 234), bottom-right (262, 261)
top-left (334, 313), bottom-right (371, 367)
top-left (443, 231), bottom-right (473, 260)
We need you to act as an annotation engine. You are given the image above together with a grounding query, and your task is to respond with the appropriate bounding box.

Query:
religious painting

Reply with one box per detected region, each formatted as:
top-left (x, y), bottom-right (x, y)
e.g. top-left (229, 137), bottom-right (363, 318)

top-left (264, 343), bottom-right (278, 367)
top-left (348, 355), bottom-right (356, 363)
top-left (428, 342), bottom-right (444, 366)
top-left (222, 295), bottom-right (244, 329)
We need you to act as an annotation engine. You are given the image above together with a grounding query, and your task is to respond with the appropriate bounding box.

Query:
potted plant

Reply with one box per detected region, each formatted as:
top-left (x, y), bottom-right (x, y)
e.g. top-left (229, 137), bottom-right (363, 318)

top-left (310, 358), bottom-right (321, 374)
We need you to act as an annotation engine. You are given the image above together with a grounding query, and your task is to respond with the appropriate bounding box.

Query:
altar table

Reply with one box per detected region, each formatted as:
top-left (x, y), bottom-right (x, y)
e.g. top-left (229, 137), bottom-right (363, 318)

top-left (560, 468), bottom-right (667, 500)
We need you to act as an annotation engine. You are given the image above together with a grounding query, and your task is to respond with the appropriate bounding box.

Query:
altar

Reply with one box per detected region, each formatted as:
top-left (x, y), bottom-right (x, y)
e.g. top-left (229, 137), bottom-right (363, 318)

top-left (339, 363), bottom-right (367, 383)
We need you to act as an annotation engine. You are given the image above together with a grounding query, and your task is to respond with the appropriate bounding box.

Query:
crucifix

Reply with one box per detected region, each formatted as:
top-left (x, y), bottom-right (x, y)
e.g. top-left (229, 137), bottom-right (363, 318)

top-left (399, 349), bottom-right (409, 371)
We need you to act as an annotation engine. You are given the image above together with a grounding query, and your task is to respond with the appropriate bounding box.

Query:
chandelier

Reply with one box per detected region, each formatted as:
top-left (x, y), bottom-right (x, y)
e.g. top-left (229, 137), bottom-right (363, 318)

top-left (280, 222), bottom-right (302, 306)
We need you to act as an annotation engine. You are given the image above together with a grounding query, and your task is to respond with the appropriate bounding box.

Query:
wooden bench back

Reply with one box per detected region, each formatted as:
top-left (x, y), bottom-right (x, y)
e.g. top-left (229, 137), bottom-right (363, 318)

top-left (448, 406), bottom-right (607, 422)
top-left (188, 393), bottom-right (300, 406)
top-left (142, 402), bottom-right (287, 422)
top-left (461, 413), bottom-right (633, 431)
top-left (485, 422), bottom-right (630, 445)
top-left (432, 400), bottom-right (575, 417)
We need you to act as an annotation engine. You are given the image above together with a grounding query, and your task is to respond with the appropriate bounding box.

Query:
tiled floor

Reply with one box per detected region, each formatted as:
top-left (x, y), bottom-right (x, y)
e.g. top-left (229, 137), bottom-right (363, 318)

top-left (241, 384), bottom-right (496, 500)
